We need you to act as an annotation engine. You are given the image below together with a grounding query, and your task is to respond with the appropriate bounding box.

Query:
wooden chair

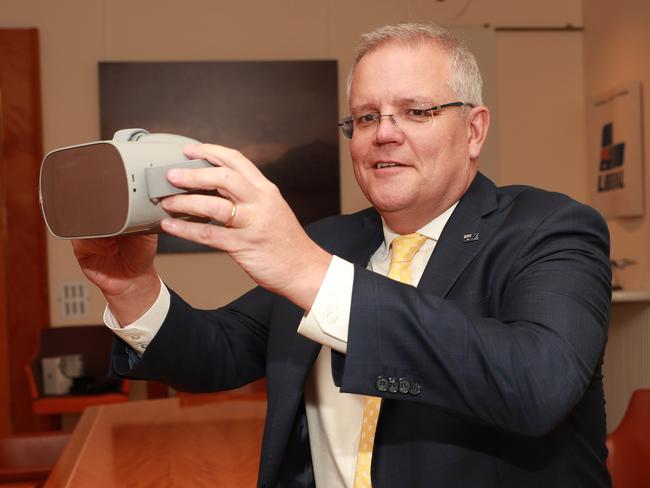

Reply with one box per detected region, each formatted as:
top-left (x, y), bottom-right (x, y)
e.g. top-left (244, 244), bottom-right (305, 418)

top-left (25, 325), bottom-right (129, 415)
top-left (0, 431), bottom-right (69, 486)
top-left (606, 389), bottom-right (650, 487)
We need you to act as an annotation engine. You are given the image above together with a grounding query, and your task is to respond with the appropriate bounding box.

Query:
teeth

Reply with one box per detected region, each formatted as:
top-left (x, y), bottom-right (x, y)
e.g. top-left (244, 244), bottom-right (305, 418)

top-left (376, 162), bottom-right (399, 169)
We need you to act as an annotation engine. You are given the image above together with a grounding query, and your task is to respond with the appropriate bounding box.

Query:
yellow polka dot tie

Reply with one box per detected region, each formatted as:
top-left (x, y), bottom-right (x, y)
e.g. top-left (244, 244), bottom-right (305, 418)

top-left (352, 233), bottom-right (428, 488)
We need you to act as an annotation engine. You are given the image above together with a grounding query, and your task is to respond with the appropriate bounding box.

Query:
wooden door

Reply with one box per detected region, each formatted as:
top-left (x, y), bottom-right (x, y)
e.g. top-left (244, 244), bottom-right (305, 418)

top-left (0, 88), bottom-right (10, 437)
top-left (0, 28), bottom-right (53, 432)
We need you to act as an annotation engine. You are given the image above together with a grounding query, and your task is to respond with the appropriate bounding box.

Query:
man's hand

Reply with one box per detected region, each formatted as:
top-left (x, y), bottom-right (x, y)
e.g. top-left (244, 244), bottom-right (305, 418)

top-left (159, 143), bottom-right (332, 311)
top-left (71, 235), bottom-right (160, 325)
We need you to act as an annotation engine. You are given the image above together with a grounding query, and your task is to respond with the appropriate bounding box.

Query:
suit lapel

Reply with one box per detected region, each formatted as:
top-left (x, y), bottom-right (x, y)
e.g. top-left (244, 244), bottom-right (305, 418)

top-left (337, 209), bottom-right (385, 266)
top-left (418, 173), bottom-right (499, 297)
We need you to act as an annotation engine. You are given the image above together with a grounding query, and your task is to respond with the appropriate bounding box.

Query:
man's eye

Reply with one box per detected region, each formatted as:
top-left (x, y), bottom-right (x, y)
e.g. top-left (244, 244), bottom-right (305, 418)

top-left (356, 114), bottom-right (378, 125)
top-left (406, 108), bottom-right (432, 119)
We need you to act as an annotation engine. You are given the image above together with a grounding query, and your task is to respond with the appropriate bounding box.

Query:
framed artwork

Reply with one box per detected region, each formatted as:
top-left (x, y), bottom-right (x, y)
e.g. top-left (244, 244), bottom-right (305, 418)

top-left (99, 60), bottom-right (340, 252)
top-left (587, 81), bottom-right (645, 217)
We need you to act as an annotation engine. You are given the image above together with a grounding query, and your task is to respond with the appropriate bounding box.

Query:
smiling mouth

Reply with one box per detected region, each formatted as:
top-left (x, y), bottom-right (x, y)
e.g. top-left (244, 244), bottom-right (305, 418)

top-left (375, 162), bottom-right (403, 169)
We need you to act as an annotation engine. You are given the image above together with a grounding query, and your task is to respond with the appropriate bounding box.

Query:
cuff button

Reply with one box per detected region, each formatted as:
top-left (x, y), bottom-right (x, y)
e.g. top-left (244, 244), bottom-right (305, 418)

top-left (375, 376), bottom-right (389, 392)
top-left (409, 382), bottom-right (421, 396)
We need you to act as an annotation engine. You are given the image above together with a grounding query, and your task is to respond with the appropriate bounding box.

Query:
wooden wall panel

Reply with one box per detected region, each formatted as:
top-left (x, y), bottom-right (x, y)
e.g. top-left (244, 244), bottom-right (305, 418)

top-left (0, 89), bottom-right (10, 436)
top-left (603, 304), bottom-right (650, 431)
top-left (0, 28), bottom-right (53, 432)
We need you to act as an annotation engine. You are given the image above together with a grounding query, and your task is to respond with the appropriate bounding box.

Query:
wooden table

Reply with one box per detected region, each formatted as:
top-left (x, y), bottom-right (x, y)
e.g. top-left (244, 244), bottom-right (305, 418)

top-left (45, 393), bottom-right (266, 487)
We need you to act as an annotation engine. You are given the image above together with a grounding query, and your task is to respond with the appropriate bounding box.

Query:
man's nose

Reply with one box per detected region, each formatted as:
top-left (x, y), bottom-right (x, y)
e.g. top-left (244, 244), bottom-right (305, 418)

top-left (374, 114), bottom-right (403, 143)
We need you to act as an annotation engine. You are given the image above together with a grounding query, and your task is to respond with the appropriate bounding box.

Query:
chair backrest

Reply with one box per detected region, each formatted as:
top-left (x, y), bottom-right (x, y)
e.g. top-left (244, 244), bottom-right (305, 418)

top-left (607, 389), bottom-right (650, 487)
top-left (31, 325), bottom-right (117, 395)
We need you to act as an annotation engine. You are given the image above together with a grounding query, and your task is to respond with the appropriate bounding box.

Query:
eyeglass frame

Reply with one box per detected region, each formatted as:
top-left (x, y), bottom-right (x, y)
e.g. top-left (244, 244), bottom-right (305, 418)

top-left (337, 101), bottom-right (474, 140)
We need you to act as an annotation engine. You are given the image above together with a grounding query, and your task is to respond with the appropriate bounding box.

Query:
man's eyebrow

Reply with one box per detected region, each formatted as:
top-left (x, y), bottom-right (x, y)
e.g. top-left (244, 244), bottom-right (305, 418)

top-left (349, 103), bottom-right (377, 113)
top-left (395, 97), bottom-right (435, 106)
top-left (350, 97), bottom-right (434, 113)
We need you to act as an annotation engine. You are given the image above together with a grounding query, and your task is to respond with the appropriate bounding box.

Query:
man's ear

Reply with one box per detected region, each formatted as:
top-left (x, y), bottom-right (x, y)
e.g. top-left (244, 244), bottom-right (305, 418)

top-left (467, 106), bottom-right (490, 160)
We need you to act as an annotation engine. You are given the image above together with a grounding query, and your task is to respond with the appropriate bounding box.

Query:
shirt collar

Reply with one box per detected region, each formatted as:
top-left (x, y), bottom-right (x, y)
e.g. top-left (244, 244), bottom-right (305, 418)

top-left (379, 201), bottom-right (459, 256)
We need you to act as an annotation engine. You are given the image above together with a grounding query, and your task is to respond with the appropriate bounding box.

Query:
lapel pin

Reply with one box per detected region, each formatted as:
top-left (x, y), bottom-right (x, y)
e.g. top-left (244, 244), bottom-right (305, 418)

top-left (463, 233), bottom-right (479, 242)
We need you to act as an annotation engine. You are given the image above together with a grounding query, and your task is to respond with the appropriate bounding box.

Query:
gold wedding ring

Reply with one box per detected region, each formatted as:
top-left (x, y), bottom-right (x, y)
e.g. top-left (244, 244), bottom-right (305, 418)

top-left (225, 201), bottom-right (237, 227)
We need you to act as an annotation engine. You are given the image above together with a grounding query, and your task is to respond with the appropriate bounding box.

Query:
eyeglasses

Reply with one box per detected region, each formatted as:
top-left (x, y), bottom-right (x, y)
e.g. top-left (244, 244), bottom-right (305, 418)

top-left (337, 101), bottom-right (474, 139)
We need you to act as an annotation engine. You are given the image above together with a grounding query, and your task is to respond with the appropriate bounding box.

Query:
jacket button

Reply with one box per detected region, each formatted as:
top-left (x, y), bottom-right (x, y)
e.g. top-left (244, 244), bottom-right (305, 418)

top-left (398, 378), bottom-right (411, 394)
top-left (375, 376), bottom-right (389, 392)
top-left (409, 382), bottom-right (422, 396)
top-left (388, 377), bottom-right (398, 393)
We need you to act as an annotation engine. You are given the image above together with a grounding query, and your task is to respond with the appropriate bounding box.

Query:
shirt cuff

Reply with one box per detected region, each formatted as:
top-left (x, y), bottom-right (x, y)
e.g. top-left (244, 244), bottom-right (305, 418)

top-left (297, 255), bottom-right (353, 354)
top-left (103, 276), bottom-right (171, 354)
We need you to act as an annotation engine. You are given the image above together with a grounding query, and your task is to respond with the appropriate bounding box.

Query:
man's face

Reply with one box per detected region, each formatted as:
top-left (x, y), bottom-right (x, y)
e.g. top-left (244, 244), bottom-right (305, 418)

top-left (349, 41), bottom-right (481, 230)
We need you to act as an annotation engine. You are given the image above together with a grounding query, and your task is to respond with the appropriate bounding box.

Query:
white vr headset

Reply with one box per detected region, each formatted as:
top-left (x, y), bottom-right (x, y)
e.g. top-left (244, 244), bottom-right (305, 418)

top-left (39, 128), bottom-right (213, 239)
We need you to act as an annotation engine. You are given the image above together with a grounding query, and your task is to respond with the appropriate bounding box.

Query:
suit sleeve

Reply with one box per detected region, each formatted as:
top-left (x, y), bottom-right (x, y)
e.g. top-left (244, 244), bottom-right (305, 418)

top-left (339, 199), bottom-right (611, 437)
top-left (110, 284), bottom-right (273, 393)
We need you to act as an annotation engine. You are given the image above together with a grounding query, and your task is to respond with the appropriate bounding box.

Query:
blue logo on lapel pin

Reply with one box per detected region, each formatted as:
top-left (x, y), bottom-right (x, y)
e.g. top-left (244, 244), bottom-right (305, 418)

top-left (463, 233), bottom-right (479, 242)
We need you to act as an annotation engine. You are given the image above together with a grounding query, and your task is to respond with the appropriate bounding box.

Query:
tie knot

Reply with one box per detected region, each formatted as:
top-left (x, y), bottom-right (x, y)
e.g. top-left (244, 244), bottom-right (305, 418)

top-left (390, 233), bottom-right (428, 264)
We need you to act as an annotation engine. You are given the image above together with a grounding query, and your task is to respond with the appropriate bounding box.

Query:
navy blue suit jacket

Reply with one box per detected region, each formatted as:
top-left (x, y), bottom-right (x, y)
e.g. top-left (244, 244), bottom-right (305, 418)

top-left (112, 173), bottom-right (612, 487)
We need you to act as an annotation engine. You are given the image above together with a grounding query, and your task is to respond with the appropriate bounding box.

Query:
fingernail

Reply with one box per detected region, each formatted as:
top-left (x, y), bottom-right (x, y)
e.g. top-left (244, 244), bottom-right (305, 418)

top-left (167, 169), bottom-right (181, 181)
top-left (161, 218), bottom-right (176, 230)
top-left (183, 144), bottom-right (199, 155)
top-left (160, 197), bottom-right (172, 209)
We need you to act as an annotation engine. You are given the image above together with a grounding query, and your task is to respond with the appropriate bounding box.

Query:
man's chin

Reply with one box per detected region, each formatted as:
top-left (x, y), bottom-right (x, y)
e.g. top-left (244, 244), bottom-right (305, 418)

top-left (369, 196), bottom-right (414, 216)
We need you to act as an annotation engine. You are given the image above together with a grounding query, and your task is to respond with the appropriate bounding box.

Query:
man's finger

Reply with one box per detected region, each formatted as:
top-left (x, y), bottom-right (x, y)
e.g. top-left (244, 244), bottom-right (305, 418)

top-left (183, 143), bottom-right (267, 185)
top-left (166, 165), bottom-right (255, 203)
top-left (161, 194), bottom-right (239, 227)
top-left (71, 238), bottom-right (118, 258)
top-left (160, 217), bottom-right (235, 251)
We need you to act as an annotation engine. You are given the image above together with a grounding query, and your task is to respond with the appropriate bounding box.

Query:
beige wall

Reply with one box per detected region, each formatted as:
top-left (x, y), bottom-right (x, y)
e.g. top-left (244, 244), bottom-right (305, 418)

top-left (496, 31), bottom-right (586, 199)
top-left (583, 0), bottom-right (650, 430)
top-left (1, 0), bottom-right (585, 323)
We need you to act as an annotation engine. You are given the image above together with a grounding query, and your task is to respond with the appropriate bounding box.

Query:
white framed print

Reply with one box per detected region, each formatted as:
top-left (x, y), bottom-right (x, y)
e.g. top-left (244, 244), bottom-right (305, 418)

top-left (587, 81), bottom-right (645, 217)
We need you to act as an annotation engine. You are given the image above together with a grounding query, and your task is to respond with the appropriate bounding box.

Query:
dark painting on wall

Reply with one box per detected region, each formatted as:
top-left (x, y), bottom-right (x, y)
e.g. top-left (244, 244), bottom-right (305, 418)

top-left (99, 60), bottom-right (340, 253)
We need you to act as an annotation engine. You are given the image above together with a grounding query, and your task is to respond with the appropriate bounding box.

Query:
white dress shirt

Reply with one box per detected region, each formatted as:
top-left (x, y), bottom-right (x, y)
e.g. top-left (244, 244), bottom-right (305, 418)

top-left (105, 202), bottom-right (457, 488)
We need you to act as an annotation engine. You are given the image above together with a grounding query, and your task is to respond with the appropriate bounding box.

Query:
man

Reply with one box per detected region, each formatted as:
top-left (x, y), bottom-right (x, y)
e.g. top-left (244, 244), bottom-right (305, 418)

top-left (73, 23), bottom-right (612, 487)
